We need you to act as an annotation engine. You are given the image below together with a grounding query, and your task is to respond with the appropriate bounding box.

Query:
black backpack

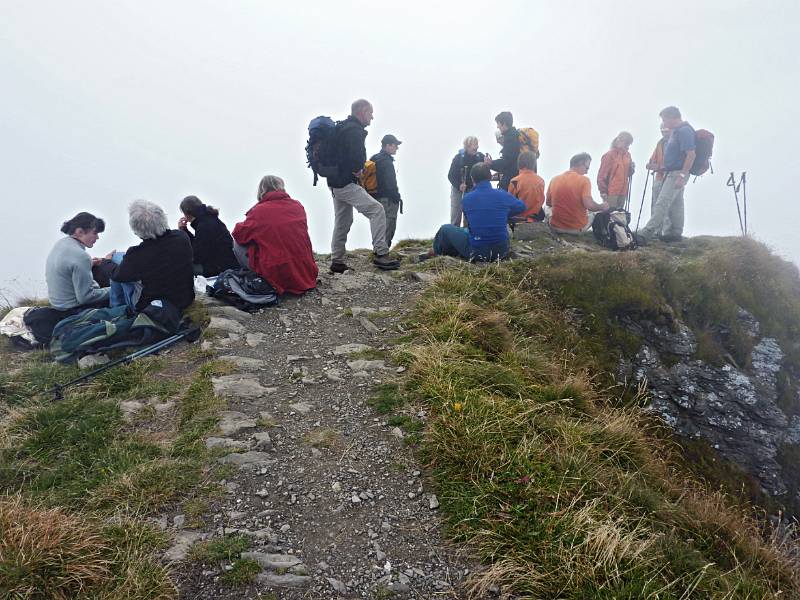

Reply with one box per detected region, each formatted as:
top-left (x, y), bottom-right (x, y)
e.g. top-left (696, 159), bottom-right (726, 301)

top-left (592, 210), bottom-right (637, 251)
top-left (208, 268), bottom-right (279, 312)
top-left (305, 116), bottom-right (340, 186)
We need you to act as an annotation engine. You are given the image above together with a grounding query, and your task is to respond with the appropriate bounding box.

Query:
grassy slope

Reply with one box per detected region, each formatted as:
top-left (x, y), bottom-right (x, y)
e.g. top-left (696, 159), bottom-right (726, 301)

top-left (0, 302), bottom-right (235, 600)
top-left (399, 237), bottom-right (800, 599)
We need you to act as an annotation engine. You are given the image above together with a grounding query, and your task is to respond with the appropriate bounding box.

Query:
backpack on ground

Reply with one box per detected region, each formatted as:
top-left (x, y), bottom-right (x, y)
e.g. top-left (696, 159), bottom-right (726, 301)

top-left (517, 127), bottom-right (540, 158)
top-left (592, 209), bottom-right (637, 251)
top-left (359, 160), bottom-right (378, 196)
top-left (50, 301), bottom-right (181, 363)
top-left (208, 268), bottom-right (279, 313)
top-left (691, 129), bottom-right (715, 176)
top-left (305, 116), bottom-right (339, 186)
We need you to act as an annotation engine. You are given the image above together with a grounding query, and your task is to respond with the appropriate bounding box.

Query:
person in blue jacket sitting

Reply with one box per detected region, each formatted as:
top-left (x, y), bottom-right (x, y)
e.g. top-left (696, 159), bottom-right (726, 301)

top-left (422, 162), bottom-right (525, 262)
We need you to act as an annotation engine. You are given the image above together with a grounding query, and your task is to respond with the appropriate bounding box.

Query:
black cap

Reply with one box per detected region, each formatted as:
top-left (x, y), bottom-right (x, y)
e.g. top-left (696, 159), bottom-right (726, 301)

top-left (381, 134), bottom-right (402, 146)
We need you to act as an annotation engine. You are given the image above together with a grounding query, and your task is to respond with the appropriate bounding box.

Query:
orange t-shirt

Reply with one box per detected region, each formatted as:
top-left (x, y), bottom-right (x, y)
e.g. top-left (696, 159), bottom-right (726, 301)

top-left (597, 148), bottom-right (632, 196)
top-left (508, 169), bottom-right (545, 220)
top-left (546, 170), bottom-right (592, 231)
top-left (650, 139), bottom-right (666, 181)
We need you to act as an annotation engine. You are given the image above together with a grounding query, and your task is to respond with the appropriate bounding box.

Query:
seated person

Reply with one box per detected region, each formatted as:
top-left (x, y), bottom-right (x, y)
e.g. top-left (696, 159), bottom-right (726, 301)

top-left (508, 151), bottom-right (545, 222)
top-left (28, 213), bottom-right (112, 345)
top-left (424, 163), bottom-right (525, 262)
top-left (231, 175), bottom-right (318, 295)
top-left (177, 195), bottom-right (239, 277)
top-left (103, 200), bottom-right (195, 312)
top-left (546, 153), bottom-right (609, 234)
top-left (46, 212), bottom-right (110, 310)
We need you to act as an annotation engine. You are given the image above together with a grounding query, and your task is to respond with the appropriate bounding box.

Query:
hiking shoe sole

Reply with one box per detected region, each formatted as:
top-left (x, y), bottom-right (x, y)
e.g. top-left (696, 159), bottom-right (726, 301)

top-left (330, 262), bottom-right (351, 274)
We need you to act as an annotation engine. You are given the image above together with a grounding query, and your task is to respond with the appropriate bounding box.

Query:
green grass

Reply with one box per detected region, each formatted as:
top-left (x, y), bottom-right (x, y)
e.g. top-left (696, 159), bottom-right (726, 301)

top-left (401, 253), bottom-right (800, 598)
top-left (0, 325), bottom-right (231, 598)
top-left (222, 558), bottom-right (261, 585)
top-left (188, 534), bottom-right (252, 563)
top-left (368, 383), bottom-right (405, 414)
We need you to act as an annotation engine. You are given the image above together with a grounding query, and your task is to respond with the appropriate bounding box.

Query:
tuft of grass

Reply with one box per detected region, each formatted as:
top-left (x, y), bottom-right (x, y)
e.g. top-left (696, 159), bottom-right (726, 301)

top-left (401, 256), bottom-right (800, 598)
top-left (188, 534), bottom-right (252, 563)
top-left (349, 347), bottom-right (387, 360)
top-left (303, 428), bottom-right (340, 449)
top-left (221, 558), bottom-right (262, 585)
top-left (368, 383), bottom-right (405, 414)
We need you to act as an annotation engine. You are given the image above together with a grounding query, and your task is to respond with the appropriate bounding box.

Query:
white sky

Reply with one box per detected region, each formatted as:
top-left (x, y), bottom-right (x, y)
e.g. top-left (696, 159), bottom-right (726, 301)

top-left (1, 0), bottom-right (798, 299)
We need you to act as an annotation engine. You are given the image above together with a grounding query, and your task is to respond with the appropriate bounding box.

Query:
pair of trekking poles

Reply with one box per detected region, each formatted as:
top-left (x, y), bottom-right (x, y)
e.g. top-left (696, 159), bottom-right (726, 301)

top-left (621, 171), bottom-right (647, 234)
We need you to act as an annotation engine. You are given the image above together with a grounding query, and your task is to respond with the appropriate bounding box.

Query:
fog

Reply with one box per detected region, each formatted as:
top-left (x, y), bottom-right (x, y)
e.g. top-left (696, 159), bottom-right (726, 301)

top-left (1, 0), bottom-right (798, 301)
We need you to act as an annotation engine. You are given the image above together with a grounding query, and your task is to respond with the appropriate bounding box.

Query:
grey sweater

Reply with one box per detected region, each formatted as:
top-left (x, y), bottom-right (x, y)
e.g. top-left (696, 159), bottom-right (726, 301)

top-left (45, 236), bottom-right (109, 310)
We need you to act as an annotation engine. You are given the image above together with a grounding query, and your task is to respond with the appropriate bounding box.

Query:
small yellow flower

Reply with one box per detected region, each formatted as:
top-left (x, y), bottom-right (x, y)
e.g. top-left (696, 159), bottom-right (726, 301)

top-left (453, 402), bottom-right (463, 412)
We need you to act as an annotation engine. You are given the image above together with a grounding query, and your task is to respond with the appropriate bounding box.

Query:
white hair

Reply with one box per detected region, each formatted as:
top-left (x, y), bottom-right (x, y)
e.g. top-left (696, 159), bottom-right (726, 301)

top-left (257, 175), bottom-right (286, 200)
top-left (463, 136), bottom-right (479, 149)
top-left (129, 199), bottom-right (169, 240)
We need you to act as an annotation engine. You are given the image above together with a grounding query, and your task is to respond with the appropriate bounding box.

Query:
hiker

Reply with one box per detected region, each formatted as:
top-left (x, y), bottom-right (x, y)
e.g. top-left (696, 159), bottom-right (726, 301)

top-left (45, 212), bottom-right (110, 310)
top-left (231, 175), bottom-right (318, 296)
top-left (423, 163), bottom-right (525, 262)
top-left (371, 134), bottom-right (403, 248)
top-left (597, 132), bottom-right (635, 209)
top-left (508, 151), bottom-right (545, 222)
top-left (646, 125), bottom-right (671, 211)
top-left (486, 111), bottom-right (521, 190)
top-left (177, 196), bottom-right (238, 277)
top-left (546, 153), bottom-right (609, 234)
top-left (103, 200), bottom-right (195, 312)
top-left (638, 106), bottom-right (696, 244)
top-left (447, 136), bottom-right (485, 226)
top-left (326, 99), bottom-right (400, 273)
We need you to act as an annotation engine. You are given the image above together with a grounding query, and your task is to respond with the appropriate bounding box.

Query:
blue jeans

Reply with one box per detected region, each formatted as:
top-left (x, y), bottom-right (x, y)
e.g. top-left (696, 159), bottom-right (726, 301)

top-left (109, 252), bottom-right (142, 311)
top-left (433, 225), bottom-right (510, 262)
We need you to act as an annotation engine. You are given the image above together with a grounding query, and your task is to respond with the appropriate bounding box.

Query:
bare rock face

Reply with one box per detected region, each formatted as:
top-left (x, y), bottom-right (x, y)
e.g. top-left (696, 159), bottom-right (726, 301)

top-left (625, 307), bottom-right (800, 500)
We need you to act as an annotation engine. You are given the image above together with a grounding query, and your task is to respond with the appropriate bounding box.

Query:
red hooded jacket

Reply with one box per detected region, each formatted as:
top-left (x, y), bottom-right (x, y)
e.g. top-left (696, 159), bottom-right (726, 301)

top-left (232, 191), bottom-right (318, 295)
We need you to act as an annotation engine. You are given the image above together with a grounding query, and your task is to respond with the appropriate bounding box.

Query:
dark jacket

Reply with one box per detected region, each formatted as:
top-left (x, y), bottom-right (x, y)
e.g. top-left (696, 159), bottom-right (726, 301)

top-left (447, 150), bottom-right (486, 192)
top-left (489, 126), bottom-right (521, 190)
top-left (108, 230), bottom-right (195, 311)
top-left (181, 208), bottom-right (238, 277)
top-left (370, 149), bottom-right (401, 202)
top-left (327, 116), bottom-right (368, 189)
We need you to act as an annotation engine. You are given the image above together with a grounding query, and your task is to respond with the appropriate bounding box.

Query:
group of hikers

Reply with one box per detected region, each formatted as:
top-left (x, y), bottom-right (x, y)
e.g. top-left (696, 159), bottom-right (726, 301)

top-left (15, 99), bottom-right (705, 353)
top-left (310, 100), bottom-right (705, 269)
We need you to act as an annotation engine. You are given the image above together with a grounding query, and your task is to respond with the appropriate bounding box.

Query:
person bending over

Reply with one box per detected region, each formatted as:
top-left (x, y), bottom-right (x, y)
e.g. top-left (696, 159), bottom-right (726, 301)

top-left (45, 212), bottom-right (110, 310)
top-left (424, 163), bottom-right (524, 262)
top-left (232, 175), bottom-right (318, 295)
top-left (105, 200), bottom-right (195, 312)
top-left (177, 195), bottom-right (238, 276)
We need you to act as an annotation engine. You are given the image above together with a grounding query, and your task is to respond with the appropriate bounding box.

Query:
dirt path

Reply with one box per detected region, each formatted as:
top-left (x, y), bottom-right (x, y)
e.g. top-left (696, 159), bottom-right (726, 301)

top-left (172, 251), bottom-right (472, 599)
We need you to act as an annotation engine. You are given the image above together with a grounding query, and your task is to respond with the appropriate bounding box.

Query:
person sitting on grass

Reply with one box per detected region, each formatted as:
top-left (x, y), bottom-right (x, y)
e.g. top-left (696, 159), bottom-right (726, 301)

top-left (508, 151), bottom-right (546, 222)
top-left (177, 195), bottom-right (239, 277)
top-left (231, 175), bottom-right (318, 296)
top-left (103, 200), bottom-right (195, 312)
top-left (421, 162), bottom-right (525, 262)
top-left (546, 153), bottom-right (609, 235)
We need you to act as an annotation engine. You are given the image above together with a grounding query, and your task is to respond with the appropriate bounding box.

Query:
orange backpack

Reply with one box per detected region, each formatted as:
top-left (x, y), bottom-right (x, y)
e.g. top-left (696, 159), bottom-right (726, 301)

top-left (518, 127), bottom-right (540, 159)
top-left (359, 160), bottom-right (378, 196)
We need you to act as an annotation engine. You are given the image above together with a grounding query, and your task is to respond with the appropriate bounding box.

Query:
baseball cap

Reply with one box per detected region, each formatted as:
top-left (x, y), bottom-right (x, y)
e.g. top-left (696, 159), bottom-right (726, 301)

top-left (381, 134), bottom-right (402, 146)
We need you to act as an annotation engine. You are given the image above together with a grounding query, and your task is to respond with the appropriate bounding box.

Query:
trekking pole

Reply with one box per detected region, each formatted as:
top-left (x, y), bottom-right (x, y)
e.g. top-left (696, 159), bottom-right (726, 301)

top-left (741, 172), bottom-right (748, 236)
top-left (625, 174), bottom-right (633, 212)
top-left (726, 172), bottom-right (745, 236)
top-left (634, 171), bottom-right (652, 234)
top-left (51, 327), bottom-right (200, 400)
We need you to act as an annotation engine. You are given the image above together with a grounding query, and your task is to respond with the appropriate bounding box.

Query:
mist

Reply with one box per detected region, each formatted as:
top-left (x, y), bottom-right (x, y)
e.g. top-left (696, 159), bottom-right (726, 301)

top-left (1, 0), bottom-right (798, 301)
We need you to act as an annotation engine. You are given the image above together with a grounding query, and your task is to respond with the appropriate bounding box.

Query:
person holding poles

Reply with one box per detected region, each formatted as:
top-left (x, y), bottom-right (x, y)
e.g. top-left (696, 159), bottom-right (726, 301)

top-left (447, 136), bottom-right (485, 226)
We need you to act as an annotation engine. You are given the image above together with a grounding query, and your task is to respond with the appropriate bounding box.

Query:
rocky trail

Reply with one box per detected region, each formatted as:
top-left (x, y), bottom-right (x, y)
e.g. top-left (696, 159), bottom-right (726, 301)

top-left (167, 250), bottom-right (473, 599)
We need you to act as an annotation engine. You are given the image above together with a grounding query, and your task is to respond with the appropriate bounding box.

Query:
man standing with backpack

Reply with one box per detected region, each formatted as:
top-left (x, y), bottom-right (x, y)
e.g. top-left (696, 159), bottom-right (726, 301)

top-left (371, 134), bottom-right (403, 248)
top-left (486, 111), bottom-right (521, 191)
top-left (638, 106), bottom-right (696, 244)
top-left (325, 99), bottom-right (400, 273)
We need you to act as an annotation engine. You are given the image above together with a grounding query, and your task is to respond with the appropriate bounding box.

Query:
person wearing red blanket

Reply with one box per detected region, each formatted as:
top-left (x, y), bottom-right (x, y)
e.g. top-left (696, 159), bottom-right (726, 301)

top-left (231, 175), bottom-right (318, 295)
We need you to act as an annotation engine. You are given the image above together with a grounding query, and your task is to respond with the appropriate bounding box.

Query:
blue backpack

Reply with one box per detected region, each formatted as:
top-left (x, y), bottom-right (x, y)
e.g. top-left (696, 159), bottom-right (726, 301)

top-left (305, 116), bottom-right (339, 186)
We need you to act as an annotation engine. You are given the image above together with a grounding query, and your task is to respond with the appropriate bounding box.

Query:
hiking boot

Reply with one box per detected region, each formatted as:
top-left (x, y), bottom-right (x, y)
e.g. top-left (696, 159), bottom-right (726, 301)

top-left (372, 254), bottom-right (400, 270)
top-left (417, 250), bottom-right (435, 262)
top-left (660, 234), bottom-right (684, 243)
top-left (329, 261), bottom-right (350, 274)
top-left (635, 234), bottom-right (649, 247)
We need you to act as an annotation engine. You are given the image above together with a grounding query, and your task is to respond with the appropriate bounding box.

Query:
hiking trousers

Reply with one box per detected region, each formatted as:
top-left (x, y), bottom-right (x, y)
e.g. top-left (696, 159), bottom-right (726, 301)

top-left (450, 186), bottom-right (464, 226)
top-left (606, 194), bottom-right (626, 210)
top-left (376, 197), bottom-right (400, 248)
top-left (651, 176), bottom-right (665, 213)
top-left (330, 183), bottom-right (389, 262)
top-left (640, 171), bottom-right (684, 240)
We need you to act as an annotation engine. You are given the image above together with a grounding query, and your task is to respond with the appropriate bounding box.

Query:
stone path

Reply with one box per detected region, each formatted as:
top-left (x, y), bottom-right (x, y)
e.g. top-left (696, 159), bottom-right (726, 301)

top-left (168, 252), bottom-right (473, 599)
